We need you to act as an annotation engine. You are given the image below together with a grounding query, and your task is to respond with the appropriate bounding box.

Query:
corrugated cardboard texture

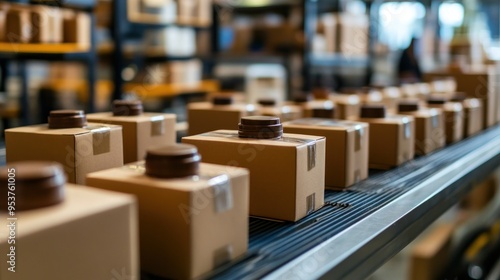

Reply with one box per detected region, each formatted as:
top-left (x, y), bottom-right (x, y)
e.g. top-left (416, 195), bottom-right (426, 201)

top-left (357, 116), bottom-right (415, 170)
top-left (5, 123), bottom-right (123, 184)
top-left (87, 112), bottom-right (176, 163)
top-left (283, 119), bottom-right (369, 188)
top-left (400, 109), bottom-right (445, 155)
top-left (0, 185), bottom-right (139, 280)
top-left (187, 102), bottom-right (256, 135)
top-left (424, 69), bottom-right (497, 128)
top-left (183, 130), bottom-right (325, 221)
top-left (86, 163), bottom-right (249, 280)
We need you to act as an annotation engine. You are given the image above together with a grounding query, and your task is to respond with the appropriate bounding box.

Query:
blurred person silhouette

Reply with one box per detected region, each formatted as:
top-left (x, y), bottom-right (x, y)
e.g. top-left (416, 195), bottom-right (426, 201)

top-left (398, 37), bottom-right (422, 84)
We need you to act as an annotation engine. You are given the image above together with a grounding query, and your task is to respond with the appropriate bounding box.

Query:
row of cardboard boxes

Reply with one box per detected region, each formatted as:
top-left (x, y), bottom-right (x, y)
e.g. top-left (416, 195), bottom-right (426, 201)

top-left (1, 80), bottom-right (499, 279)
top-left (0, 0), bottom-right (212, 45)
top-left (0, 3), bottom-right (90, 45)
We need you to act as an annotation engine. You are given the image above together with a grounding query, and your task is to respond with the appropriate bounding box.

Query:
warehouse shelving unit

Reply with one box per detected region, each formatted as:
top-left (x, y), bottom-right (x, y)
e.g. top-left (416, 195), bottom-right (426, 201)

top-left (0, 0), bottom-right (97, 125)
top-left (110, 0), bottom-right (217, 102)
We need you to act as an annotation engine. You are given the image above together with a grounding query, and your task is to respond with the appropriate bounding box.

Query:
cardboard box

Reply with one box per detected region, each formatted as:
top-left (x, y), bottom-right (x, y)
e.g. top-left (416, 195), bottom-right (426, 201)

top-left (283, 119), bottom-right (369, 188)
top-left (461, 98), bottom-right (483, 137)
top-left (6, 123), bottom-right (124, 184)
top-left (188, 102), bottom-right (257, 135)
top-left (178, 0), bottom-right (211, 23)
top-left (0, 4), bottom-right (9, 42)
top-left (31, 5), bottom-right (63, 43)
top-left (257, 104), bottom-right (303, 122)
top-left (0, 184), bottom-right (139, 280)
top-left (301, 100), bottom-right (336, 119)
top-left (409, 224), bottom-right (455, 280)
top-left (63, 11), bottom-right (90, 47)
top-left (320, 13), bottom-right (337, 53)
top-left (424, 69), bottom-right (497, 128)
top-left (86, 112), bottom-right (176, 164)
top-left (86, 162), bottom-right (249, 279)
top-left (354, 114), bottom-right (415, 170)
top-left (330, 94), bottom-right (361, 120)
top-left (381, 87), bottom-right (402, 114)
top-left (399, 108), bottom-right (445, 155)
top-left (5, 6), bottom-right (31, 43)
top-left (427, 102), bottom-right (464, 144)
top-left (183, 130), bottom-right (326, 221)
top-left (337, 13), bottom-right (369, 57)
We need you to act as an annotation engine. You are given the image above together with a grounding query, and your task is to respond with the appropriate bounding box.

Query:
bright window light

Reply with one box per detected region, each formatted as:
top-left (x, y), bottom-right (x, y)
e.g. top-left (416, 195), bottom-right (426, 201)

top-left (439, 2), bottom-right (465, 27)
top-left (378, 2), bottom-right (426, 50)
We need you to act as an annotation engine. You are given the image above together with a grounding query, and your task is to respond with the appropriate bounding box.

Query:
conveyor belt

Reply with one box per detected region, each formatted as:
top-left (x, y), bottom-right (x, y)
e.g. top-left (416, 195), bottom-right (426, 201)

top-left (2, 126), bottom-right (498, 280)
top-left (196, 125), bottom-right (500, 280)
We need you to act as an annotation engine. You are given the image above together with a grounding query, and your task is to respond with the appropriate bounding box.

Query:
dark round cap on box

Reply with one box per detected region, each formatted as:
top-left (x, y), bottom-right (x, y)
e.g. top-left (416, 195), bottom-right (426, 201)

top-left (48, 110), bottom-right (87, 129)
top-left (113, 100), bottom-right (143, 116)
top-left (450, 92), bottom-right (467, 102)
top-left (212, 96), bottom-right (233, 106)
top-left (312, 108), bottom-right (335, 118)
top-left (398, 101), bottom-right (420, 112)
top-left (427, 97), bottom-right (448, 105)
top-left (258, 99), bottom-right (276, 107)
top-left (0, 162), bottom-right (66, 211)
top-left (238, 116), bottom-right (283, 139)
top-left (293, 94), bottom-right (312, 104)
top-left (360, 105), bottom-right (386, 118)
top-left (145, 144), bottom-right (201, 179)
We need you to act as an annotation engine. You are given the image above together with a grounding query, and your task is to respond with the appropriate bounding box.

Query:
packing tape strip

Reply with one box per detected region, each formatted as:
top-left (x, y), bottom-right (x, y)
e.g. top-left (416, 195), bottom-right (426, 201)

top-left (150, 115), bottom-right (166, 136)
top-left (288, 119), bottom-right (365, 152)
top-left (202, 131), bottom-right (318, 171)
top-left (87, 125), bottom-right (111, 155)
top-left (206, 174), bottom-right (233, 213)
top-left (122, 162), bottom-right (234, 213)
top-left (213, 245), bottom-right (234, 268)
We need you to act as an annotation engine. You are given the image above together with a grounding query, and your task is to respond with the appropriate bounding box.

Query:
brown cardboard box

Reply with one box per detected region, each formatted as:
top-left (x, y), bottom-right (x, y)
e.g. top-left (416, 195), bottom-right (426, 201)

top-left (0, 4), bottom-right (9, 42)
top-left (409, 224), bottom-right (455, 280)
top-left (63, 11), bottom-right (90, 47)
top-left (337, 13), bottom-right (369, 57)
top-left (86, 112), bottom-right (176, 164)
top-left (0, 184), bottom-right (139, 280)
top-left (330, 94), bottom-right (361, 120)
top-left (31, 5), bottom-right (63, 43)
top-left (86, 162), bottom-right (249, 280)
top-left (427, 102), bottom-right (464, 144)
top-left (283, 119), bottom-right (369, 188)
top-left (183, 130), bottom-right (326, 221)
top-left (6, 123), bottom-right (123, 184)
top-left (399, 108), bottom-right (446, 155)
top-left (257, 104), bottom-right (303, 122)
top-left (381, 87), bottom-right (402, 114)
top-left (354, 114), bottom-right (415, 170)
top-left (460, 98), bottom-right (483, 137)
top-left (301, 100), bottom-right (336, 119)
top-left (424, 69), bottom-right (497, 128)
top-left (188, 102), bottom-right (258, 135)
top-left (196, 0), bottom-right (212, 24)
top-left (5, 6), bottom-right (31, 43)
top-left (320, 13), bottom-right (337, 53)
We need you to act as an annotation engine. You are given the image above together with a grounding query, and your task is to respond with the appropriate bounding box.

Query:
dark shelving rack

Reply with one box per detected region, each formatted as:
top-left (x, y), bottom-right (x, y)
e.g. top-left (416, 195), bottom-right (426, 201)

top-left (110, 0), bottom-right (214, 102)
top-left (0, 0), bottom-right (97, 125)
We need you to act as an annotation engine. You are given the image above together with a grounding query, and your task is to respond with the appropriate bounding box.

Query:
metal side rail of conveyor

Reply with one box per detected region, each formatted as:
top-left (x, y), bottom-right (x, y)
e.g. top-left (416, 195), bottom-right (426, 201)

top-left (194, 124), bottom-right (500, 280)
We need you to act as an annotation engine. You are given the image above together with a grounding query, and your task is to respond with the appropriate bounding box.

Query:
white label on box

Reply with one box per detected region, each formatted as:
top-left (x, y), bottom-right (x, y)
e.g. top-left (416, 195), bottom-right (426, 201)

top-left (208, 174), bottom-right (233, 213)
